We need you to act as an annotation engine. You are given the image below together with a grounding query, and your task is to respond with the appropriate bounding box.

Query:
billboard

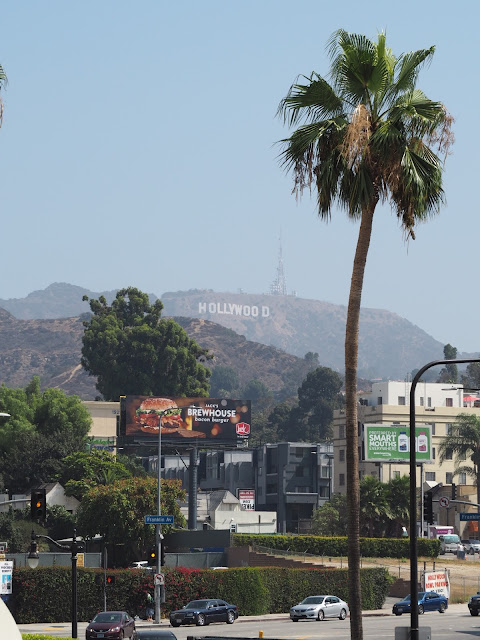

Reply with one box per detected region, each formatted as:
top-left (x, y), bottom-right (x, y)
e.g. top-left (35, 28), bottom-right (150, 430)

top-left (364, 424), bottom-right (432, 462)
top-left (123, 396), bottom-right (251, 444)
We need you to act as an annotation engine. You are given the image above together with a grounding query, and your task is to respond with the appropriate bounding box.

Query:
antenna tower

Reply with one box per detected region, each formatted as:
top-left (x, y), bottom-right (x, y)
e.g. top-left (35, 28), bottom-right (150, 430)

top-left (270, 238), bottom-right (287, 296)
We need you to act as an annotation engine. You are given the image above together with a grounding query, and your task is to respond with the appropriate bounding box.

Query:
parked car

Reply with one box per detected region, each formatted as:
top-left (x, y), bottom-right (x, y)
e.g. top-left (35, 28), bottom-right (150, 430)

top-left (468, 593), bottom-right (480, 616)
top-left (290, 595), bottom-right (349, 622)
top-left (392, 592), bottom-right (448, 615)
top-left (464, 540), bottom-right (480, 555)
top-left (169, 599), bottom-right (238, 627)
top-left (86, 611), bottom-right (136, 639)
top-left (136, 631), bottom-right (177, 639)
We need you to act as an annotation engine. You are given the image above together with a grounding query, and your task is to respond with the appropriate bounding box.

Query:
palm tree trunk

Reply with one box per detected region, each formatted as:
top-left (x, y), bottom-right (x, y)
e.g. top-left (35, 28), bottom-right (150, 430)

top-left (345, 201), bottom-right (376, 640)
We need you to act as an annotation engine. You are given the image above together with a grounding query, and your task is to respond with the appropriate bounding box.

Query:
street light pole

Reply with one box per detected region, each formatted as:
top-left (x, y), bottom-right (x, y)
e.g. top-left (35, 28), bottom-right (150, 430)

top-left (409, 358), bottom-right (480, 640)
top-left (27, 529), bottom-right (83, 639)
top-left (155, 412), bottom-right (163, 625)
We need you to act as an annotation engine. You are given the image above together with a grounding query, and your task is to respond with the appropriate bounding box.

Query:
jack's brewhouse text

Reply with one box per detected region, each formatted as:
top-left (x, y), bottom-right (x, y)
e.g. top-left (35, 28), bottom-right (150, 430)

top-left (199, 302), bottom-right (270, 318)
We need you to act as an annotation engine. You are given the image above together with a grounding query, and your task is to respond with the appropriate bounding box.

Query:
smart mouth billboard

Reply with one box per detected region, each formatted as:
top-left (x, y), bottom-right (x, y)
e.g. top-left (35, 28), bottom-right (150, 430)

top-left (122, 396), bottom-right (251, 444)
top-left (364, 424), bottom-right (432, 462)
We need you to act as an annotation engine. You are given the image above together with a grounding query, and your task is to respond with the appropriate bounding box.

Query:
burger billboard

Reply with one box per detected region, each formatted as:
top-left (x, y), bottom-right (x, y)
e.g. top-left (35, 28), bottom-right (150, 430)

top-left (123, 396), bottom-right (251, 444)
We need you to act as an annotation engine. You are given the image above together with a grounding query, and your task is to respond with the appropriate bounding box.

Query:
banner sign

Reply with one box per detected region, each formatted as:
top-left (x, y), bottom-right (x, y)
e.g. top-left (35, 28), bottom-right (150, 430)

top-left (238, 489), bottom-right (255, 510)
top-left (0, 561), bottom-right (13, 595)
top-left (124, 396), bottom-right (251, 444)
top-left (423, 570), bottom-right (450, 598)
top-left (364, 424), bottom-right (432, 462)
top-left (460, 513), bottom-right (480, 521)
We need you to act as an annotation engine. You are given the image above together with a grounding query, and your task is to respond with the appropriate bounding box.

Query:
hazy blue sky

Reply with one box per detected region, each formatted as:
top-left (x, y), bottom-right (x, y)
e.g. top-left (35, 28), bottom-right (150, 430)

top-left (0, 2), bottom-right (477, 352)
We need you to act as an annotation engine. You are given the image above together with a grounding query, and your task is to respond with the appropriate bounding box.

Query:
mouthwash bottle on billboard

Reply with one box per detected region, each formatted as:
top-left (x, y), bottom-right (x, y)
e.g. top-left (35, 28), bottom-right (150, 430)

top-left (398, 431), bottom-right (408, 452)
top-left (417, 431), bottom-right (427, 453)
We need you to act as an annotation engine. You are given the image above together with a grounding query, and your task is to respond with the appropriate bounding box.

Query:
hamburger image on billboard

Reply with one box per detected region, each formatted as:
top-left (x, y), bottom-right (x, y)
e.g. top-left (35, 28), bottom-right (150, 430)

top-left (126, 396), bottom-right (251, 442)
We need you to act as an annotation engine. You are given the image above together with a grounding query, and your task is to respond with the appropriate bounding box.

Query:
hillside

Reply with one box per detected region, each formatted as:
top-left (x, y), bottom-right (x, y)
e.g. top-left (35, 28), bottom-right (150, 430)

top-left (0, 283), bottom-right (451, 380)
top-left (0, 308), bottom-right (311, 400)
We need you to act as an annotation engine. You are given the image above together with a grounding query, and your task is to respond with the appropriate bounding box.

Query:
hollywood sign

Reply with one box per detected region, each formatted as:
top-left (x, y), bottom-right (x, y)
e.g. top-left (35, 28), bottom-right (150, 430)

top-left (198, 302), bottom-right (270, 319)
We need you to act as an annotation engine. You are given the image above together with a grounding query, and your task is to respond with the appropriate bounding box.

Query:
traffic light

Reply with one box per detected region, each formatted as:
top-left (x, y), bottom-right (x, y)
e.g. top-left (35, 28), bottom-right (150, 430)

top-left (30, 488), bottom-right (46, 521)
top-left (106, 575), bottom-right (116, 585)
top-left (452, 483), bottom-right (457, 500)
top-left (423, 491), bottom-right (434, 525)
top-left (148, 548), bottom-right (157, 566)
top-left (160, 544), bottom-right (165, 567)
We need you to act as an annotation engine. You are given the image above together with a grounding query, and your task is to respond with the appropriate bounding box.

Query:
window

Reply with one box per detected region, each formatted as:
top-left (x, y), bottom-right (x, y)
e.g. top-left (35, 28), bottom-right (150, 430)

top-left (458, 452), bottom-right (466, 461)
top-left (339, 425), bottom-right (345, 439)
top-left (458, 473), bottom-right (467, 484)
top-left (321, 466), bottom-right (330, 478)
top-left (446, 423), bottom-right (453, 435)
top-left (339, 473), bottom-right (345, 486)
top-left (445, 449), bottom-right (453, 460)
top-left (431, 423), bottom-right (436, 435)
top-left (425, 472), bottom-right (436, 481)
top-left (432, 447), bottom-right (436, 460)
top-left (393, 471), bottom-right (400, 479)
top-left (427, 397), bottom-right (432, 407)
top-left (377, 397), bottom-right (383, 405)
top-left (446, 397), bottom-right (453, 407)
top-left (446, 472), bottom-right (453, 484)
top-left (420, 397), bottom-right (424, 406)
top-left (339, 449), bottom-right (345, 462)
top-left (398, 396), bottom-right (406, 405)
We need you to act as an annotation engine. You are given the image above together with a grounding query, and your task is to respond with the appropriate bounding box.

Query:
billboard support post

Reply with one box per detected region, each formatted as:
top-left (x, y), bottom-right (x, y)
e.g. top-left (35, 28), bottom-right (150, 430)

top-left (408, 358), bottom-right (480, 640)
top-left (188, 447), bottom-right (198, 530)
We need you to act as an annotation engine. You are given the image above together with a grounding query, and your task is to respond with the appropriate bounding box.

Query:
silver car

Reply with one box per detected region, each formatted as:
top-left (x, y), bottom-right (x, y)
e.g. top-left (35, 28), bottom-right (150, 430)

top-left (290, 595), bottom-right (349, 622)
top-left (466, 540), bottom-right (480, 555)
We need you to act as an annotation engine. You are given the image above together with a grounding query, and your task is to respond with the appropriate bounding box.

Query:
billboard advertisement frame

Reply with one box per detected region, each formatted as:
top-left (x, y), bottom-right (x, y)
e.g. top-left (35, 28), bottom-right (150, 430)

top-left (121, 396), bottom-right (251, 446)
top-left (364, 424), bottom-right (432, 462)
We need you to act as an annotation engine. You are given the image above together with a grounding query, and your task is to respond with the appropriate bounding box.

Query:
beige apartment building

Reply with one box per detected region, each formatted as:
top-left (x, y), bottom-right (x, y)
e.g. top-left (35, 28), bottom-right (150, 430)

top-left (332, 381), bottom-right (480, 536)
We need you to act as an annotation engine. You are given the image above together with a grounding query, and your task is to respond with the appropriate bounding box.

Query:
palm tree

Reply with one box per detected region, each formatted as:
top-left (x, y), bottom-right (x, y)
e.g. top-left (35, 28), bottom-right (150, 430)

top-left (360, 475), bottom-right (392, 537)
top-left (439, 414), bottom-right (480, 505)
top-left (278, 30), bottom-right (452, 640)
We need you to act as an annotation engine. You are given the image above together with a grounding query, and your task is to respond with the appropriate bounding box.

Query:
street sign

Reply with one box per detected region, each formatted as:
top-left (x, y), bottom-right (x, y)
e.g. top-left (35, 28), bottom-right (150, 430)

top-left (460, 513), bottom-right (480, 521)
top-left (154, 573), bottom-right (165, 586)
top-left (144, 515), bottom-right (174, 525)
top-left (439, 496), bottom-right (450, 508)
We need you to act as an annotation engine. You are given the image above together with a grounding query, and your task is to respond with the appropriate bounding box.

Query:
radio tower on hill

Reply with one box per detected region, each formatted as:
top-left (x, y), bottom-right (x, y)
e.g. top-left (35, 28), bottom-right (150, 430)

top-left (270, 237), bottom-right (287, 296)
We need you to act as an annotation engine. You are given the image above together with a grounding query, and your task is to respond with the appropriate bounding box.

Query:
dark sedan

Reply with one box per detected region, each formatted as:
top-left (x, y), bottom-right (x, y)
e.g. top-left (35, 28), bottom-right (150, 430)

top-left (86, 611), bottom-right (136, 639)
top-left (393, 591), bottom-right (448, 615)
top-left (169, 599), bottom-right (238, 627)
top-left (136, 632), bottom-right (177, 639)
top-left (468, 593), bottom-right (480, 615)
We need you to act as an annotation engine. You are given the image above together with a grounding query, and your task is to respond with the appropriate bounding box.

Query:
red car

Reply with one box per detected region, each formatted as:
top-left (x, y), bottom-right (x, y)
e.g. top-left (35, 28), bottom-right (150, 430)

top-left (86, 611), bottom-right (136, 639)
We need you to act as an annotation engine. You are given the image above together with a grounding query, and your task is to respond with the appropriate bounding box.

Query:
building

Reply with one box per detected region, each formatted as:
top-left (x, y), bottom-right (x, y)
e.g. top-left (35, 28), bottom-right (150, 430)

top-left (332, 381), bottom-right (480, 535)
top-left (254, 442), bottom-right (334, 533)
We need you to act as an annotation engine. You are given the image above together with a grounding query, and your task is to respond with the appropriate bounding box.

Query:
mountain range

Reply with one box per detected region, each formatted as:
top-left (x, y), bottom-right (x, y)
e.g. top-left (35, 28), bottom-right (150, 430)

top-left (0, 282), bottom-right (464, 399)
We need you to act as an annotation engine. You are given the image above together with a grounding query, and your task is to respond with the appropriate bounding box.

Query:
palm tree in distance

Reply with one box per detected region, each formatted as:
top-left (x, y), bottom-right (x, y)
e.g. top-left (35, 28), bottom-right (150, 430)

top-left (278, 30), bottom-right (452, 640)
top-left (439, 414), bottom-right (480, 506)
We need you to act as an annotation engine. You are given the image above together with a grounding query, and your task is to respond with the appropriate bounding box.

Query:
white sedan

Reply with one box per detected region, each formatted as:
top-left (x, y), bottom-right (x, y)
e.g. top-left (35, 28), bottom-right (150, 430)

top-left (290, 595), bottom-right (349, 622)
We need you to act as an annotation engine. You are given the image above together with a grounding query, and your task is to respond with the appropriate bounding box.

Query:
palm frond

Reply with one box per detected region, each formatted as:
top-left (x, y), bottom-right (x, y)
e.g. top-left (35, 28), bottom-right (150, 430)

top-left (277, 74), bottom-right (343, 127)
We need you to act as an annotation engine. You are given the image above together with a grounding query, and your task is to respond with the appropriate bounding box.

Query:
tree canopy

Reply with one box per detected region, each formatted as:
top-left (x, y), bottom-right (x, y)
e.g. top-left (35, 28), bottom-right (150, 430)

top-left (55, 450), bottom-right (132, 499)
top-left (0, 377), bottom-right (91, 492)
top-left (81, 287), bottom-right (211, 401)
top-left (439, 413), bottom-right (480, 504)
top-left (76, 477), bottom-right (186, 566)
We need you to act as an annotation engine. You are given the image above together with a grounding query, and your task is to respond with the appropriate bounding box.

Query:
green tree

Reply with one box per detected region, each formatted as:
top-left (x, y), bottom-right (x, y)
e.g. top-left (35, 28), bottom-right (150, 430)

top-left (437, 344), bottom-right (458, 383)
top-left (359, 476), bottom-right (392, 537)
top-left (56, 450), bottom-right (132, 499)
top-left (0, 379), bottom-right (91, 492)
top-left (385, 475), bottom-right (410, 537)
top-left (278, 30), bottom-right (451, 639)
top-left (311, 493), bottom-right (348, 536)
top-left (209, 366), bottom-right (240, 397)
top-left (77, 477), bottom-right (186, 566)
top-left (81, 287), bottom-right (211, 401)
top-left (461, 362), bottom-right (480, 391)
top-left (438, 413), bottom-right (480, 505)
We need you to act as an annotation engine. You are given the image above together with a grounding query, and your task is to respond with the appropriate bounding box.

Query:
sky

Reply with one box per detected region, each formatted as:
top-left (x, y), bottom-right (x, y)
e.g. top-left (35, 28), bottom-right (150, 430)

top-left (0, 1), bottom-right (478, 352)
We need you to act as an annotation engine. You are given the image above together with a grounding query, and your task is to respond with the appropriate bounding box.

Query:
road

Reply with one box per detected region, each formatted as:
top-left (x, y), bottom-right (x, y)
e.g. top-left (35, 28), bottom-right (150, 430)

top-left (16, 604), bottom-right (478, 639)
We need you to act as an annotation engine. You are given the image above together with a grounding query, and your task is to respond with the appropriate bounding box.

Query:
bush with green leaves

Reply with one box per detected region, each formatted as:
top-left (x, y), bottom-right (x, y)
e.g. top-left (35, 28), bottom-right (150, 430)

top-left (10, 564), bottom-right (392, 623)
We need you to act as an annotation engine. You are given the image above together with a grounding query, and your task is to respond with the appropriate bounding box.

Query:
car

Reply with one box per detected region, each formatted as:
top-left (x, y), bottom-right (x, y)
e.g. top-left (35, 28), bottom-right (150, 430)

top-left (289, 595), bottom-right (349, 622)
top-left (169, 599), bottom-right (238, 627)
top-left (136, 631), bottom-right (177, 639)
top-left (85, 610), bottom-right (136, 639)
top-left (392, 592), bottom-right (448, 616)
top-left (465, 540), bottom-right (480, 555)
top-left (468, 593), bottom-right (480, 616)
top-left (128, 561), bottom-right (154, 572)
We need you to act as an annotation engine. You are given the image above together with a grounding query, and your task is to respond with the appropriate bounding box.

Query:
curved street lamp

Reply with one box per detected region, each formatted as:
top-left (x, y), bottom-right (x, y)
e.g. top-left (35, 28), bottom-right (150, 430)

top-left (27, 529), bottom-right (83, 639)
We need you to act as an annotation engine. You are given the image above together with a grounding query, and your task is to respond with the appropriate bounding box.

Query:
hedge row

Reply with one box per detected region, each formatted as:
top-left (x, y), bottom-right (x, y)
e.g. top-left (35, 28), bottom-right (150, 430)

top-left (9, 565), bottom-right (392, 623)
top-left (233, 534), bottom-right (440, 558)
